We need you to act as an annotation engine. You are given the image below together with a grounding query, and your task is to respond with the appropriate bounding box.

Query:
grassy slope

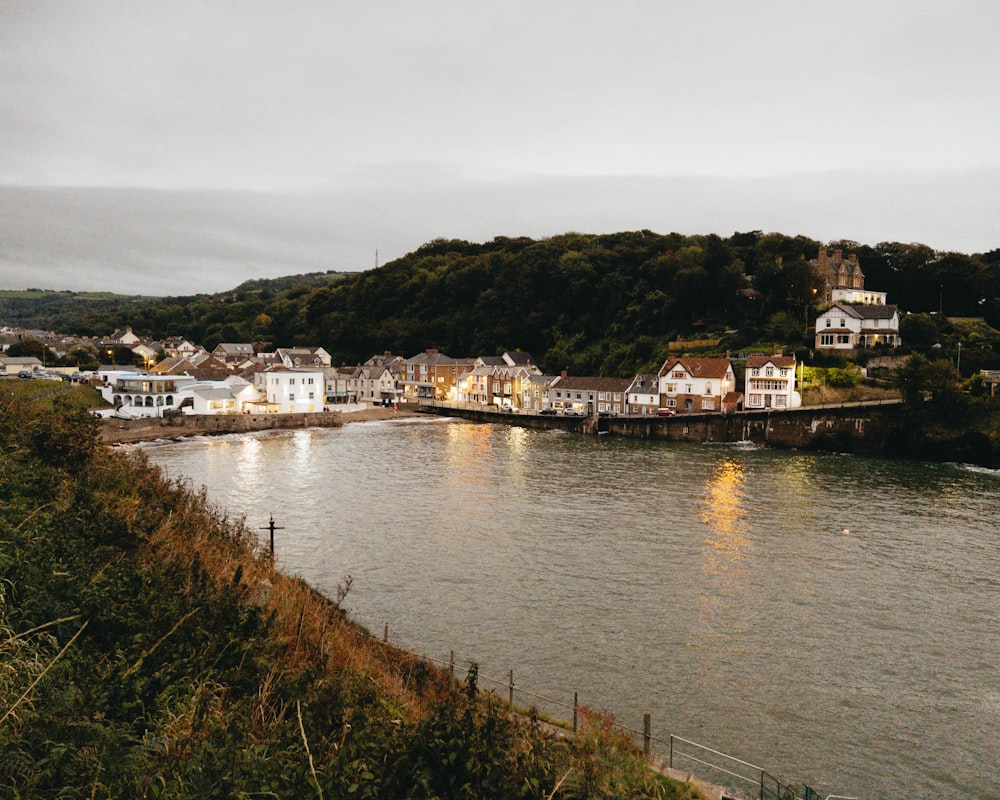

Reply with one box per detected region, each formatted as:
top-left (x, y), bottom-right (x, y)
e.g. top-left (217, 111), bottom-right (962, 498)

top-left (0, 396), bottom-right (700, 799)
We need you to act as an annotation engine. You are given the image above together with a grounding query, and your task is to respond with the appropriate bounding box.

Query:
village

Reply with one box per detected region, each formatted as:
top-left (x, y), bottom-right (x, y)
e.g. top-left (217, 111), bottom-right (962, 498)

top-left (1, 247), bottom-right (912, 420)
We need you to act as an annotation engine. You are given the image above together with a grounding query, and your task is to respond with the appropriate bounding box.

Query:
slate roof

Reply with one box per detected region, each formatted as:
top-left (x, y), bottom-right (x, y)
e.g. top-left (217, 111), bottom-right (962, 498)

top-left (825, 303), bottom-right (898, 320)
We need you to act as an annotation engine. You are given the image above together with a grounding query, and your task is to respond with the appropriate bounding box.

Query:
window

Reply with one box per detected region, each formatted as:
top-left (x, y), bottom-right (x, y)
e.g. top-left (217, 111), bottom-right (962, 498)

top-left (825, 319), bottom-right (832, 328)
top-left (289, 393), bottom-right (295, 401)
top-left (666, 383), bottom-right (676, 393)
top-left (820, 334), bottom-right (834, 346)
top-left (308, 392), bottom-right (314, 400)
top-left (672, 370), bottom-right (685, 379)
top-left (765, 366), bottom-right (774, 377)
top-left (751, 368), bottom-right (759, 376)
top-left (686, 384), bottom-right (692, 394)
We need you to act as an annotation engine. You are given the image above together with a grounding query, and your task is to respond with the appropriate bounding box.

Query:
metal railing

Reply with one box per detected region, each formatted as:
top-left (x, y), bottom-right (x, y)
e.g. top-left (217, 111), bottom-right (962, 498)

top-left (372, 624), bottom-right (857, 800)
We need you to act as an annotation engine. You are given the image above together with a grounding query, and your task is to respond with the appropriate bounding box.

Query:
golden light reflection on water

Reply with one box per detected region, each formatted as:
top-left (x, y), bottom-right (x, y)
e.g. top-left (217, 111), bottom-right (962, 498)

top-left (699, 458), bottom-right (750, 576)
top-left (444, 422), bottom-right (494, 487)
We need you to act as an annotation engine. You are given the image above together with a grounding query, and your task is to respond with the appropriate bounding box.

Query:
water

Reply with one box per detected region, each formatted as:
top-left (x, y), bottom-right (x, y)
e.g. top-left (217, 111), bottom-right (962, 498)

top-left (134, 418), bottom-right (1000, 800)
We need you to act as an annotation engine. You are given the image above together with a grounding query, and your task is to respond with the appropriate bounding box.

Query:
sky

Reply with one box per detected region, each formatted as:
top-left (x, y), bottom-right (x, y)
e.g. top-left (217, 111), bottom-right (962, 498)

top-left (1, 0), bottom-right (998, 296)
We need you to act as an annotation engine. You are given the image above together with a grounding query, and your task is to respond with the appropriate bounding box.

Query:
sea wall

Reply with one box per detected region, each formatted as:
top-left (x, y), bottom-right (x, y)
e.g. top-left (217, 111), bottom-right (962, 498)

top-left (417, 401), bottom-right (906, 455)
top-left (100, 410), bottom-right (343, 444)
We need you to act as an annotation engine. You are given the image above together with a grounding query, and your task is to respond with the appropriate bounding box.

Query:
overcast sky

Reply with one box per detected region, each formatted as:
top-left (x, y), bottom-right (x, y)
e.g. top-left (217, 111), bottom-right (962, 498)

top-left (2, 0), bottom-right (998, 295)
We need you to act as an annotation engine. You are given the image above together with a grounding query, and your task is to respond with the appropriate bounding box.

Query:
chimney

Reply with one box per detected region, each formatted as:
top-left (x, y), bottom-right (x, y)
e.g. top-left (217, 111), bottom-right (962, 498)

top-left (561, 370), bottom-right (568, 378)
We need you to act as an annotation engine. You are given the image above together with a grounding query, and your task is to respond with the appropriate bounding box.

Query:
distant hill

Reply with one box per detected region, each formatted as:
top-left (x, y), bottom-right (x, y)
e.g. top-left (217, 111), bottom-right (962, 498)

top-left (3, 231), bottom-right (999, 376)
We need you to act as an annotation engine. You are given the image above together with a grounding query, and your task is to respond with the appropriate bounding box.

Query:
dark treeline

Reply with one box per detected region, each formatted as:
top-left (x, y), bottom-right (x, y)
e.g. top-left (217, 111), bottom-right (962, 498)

top-left (5, 231), bottom-right (1000, 375)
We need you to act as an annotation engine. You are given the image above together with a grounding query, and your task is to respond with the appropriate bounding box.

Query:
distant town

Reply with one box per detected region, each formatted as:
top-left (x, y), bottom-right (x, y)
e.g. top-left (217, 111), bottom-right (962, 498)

top-left (3, 247), bottom-right (999, 418)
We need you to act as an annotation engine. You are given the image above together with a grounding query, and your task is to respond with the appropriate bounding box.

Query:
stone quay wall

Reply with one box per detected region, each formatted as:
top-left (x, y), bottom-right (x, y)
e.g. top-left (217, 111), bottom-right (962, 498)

top-left (417, 401), bottom-right (906, 455)
top-left (100, 410), bottom-right (343, 444)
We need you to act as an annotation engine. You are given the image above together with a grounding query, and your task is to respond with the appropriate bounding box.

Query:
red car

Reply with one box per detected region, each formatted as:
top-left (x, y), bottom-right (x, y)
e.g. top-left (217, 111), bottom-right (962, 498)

top-left (655, 408), bottom-right (676, 416)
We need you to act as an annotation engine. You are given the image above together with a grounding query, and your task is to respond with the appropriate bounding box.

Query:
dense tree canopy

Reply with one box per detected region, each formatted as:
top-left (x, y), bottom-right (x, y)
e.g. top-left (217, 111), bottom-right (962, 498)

top-left (2, 232), bottom-right (999, 376)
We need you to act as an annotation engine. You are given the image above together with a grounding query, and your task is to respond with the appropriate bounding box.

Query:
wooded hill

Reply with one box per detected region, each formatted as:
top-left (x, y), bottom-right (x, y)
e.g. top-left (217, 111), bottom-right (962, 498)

top-left (4, 231), bottom-right (1000, 376)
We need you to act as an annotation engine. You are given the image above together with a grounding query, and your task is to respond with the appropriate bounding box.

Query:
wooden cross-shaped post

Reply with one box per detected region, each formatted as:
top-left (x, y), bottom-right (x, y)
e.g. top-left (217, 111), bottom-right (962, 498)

top-left (260, 514), bottom-right (285, 558)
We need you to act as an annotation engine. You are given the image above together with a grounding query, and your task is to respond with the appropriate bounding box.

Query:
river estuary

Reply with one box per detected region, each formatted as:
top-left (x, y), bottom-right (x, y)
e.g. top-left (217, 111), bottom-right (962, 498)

top-left (135, 417), bottom-right (1000, 800)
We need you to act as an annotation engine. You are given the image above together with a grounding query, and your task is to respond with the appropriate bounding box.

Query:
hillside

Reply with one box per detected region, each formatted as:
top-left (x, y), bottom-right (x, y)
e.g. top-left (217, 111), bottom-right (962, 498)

top-left (4, 231), bottom-right (999, 377)
top-left (0, 395), bottom-right (702, 798)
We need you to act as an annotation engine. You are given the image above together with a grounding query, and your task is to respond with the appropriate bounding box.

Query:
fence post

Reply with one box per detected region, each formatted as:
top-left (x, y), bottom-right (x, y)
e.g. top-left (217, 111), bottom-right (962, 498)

top-left (573, 692), bottom-right (578, 733)
top-left (383, 622), bottom-right (388, 643)
top-left (449, 650), bottom-right (455, 683)
top-left (509, 669), bottom-right (514, 707)
top-left (669, 734), bottom-right (674, 769)
top-left (643, 713), bottom-right (651, 757)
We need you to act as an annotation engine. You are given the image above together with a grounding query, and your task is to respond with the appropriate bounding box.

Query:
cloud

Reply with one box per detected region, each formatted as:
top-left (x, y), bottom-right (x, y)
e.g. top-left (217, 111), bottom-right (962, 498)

top-left (2, 167), bottom-right (996, 296)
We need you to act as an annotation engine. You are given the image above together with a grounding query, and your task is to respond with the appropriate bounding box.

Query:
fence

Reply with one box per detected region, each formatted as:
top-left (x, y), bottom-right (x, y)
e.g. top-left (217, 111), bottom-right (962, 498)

top-left (374, 623), bottom-right (856, 800)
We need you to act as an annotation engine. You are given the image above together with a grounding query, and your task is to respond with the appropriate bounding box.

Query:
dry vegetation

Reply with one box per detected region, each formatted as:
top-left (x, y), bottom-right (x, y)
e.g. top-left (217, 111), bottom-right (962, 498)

top-left (0, 394), bottom-right (704, 799)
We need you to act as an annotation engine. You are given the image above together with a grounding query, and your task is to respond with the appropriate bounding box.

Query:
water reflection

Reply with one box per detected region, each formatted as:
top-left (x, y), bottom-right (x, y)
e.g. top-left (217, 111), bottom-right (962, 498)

top-left (700, 458), bottom-right (749, 574)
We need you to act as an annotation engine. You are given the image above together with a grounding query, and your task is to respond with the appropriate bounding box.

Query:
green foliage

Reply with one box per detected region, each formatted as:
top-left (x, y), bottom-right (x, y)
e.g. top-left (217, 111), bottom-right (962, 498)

top-left (0, 399), bottom-right (708, 798)
top-left (3, 232), bottom-right (999, 376)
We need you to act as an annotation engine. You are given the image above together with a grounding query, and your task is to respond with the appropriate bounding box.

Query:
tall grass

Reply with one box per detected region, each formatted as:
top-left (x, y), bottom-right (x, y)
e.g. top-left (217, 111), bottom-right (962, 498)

top-left (0, 394), bottom-right (704, 798)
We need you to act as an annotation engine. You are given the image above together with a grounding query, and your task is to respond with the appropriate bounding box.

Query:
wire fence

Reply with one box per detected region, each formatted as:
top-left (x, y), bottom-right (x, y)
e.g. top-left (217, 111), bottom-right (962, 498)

top-left (370, 623), bottom-right (857, 800)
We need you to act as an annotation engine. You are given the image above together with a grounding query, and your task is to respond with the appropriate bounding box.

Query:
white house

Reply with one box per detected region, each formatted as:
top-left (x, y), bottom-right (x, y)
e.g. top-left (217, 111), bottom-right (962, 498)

top-left (815, 304), bottom-right (901, 351)
top-left (254, 369), bottom-right (324, 413)
top-left (831, 288), bottom-right (887, 306)
top-left (744, 355), bottom-right (801, 410)
top-left (657, 358), bottom-right (738, 413)
top-left (179, 376), bottom-right (260, 415)
top-left (99, 372), bottom-right (197, 418)
top-left (625, 373), bottom-right (659, 416)
top-left (274, 347), bottom-right (332, 369)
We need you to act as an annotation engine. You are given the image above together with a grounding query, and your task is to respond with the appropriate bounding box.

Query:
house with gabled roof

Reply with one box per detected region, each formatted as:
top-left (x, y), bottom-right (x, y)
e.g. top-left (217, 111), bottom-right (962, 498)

top-left (212, 342), bottom-right (256, 365)
top-left (400, 349), bottom-right (475, 400)
top-left (324, 365), bottom-right (361, 404)
top-left (625, 373), bottom-right (660, 416)
top-left (744, 355), bottom-right (800, 410)
top-left (274, 347), bottom-right (332, 369)
top-left (657, 357), bottom-right (737, 414)
top-left (546, 374), bottom-right (632, 416)
top-left (521, 373), bottom-right (559, 412)
top-left (815, 303), bottom-right (901, 351)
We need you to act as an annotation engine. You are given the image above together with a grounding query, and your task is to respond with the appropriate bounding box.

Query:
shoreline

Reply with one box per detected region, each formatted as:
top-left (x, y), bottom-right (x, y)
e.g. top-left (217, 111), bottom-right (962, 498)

top-left (99, 404), bottom-right (424, 445)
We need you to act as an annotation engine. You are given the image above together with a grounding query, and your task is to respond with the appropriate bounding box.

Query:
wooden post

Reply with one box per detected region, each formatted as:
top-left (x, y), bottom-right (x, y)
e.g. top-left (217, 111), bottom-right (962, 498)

top-left (643, 713), bottom-right (651, 757)
top-left (450, 650), bottom-right (455, 683)
top-left (573, 691), bottom-right (578, 733)
top-left (259, 514), bottom-right (284, 558)
top-left (508, 669), bottom-right (514, 707)
top-left (383, 622), bottom-right (388, 643)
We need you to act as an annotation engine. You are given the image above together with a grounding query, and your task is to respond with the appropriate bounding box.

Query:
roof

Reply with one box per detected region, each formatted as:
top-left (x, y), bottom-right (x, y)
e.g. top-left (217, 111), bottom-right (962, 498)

top-left (746, 355), bottom-right (796, 369)
top-left (823, 303), bottom-right (898, 320)
top-left (659, 357), bottom-right (733, 379)
top-left (626, 373), bottom-right (659, 392)
top-left (214, 343), bottom-right (255, 354)
top-left (190, 387), bottom-right (236, 400)
top-left (503, 351), bottom-right (535, 366)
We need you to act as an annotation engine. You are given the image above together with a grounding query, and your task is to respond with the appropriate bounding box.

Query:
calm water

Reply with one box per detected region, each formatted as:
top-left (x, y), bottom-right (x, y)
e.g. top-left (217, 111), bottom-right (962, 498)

top-left (135, 418), bottom-right (1000, 800)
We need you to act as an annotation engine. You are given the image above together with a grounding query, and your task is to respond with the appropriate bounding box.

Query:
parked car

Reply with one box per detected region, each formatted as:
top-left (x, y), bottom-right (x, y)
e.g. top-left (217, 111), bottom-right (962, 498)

top-left (562, 408), bottom-right (585, 416)
top-left (17, 370), bottom-right (32, 379)
top-left (539, 407), bottom-right (558, 415)
top-left (655, 407), bottom-right (677, 416)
